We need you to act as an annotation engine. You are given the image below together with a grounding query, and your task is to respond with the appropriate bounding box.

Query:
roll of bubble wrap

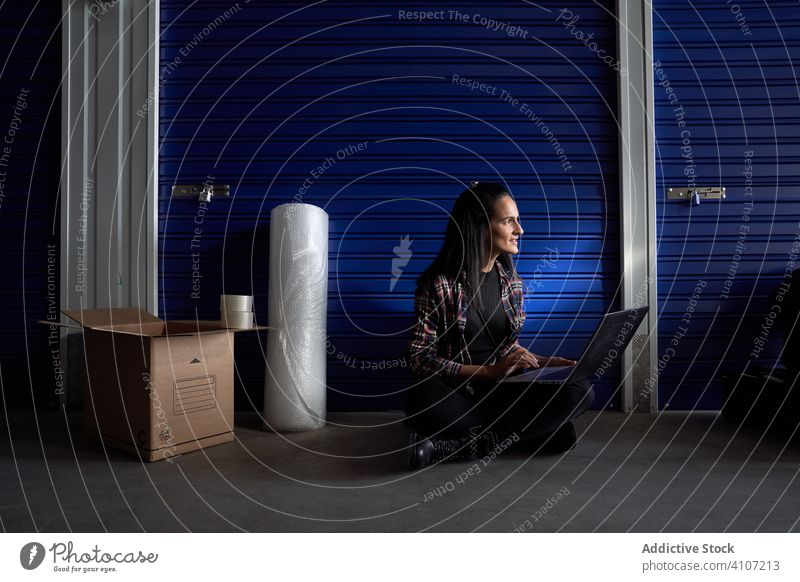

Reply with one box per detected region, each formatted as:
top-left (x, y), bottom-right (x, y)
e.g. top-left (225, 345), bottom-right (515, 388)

top-left (263, 203), bottom-right (328, 431)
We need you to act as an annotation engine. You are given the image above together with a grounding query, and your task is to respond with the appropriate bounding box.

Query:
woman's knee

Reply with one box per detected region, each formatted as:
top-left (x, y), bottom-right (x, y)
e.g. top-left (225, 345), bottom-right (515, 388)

top-left (403, 375), bottom-right (485, 434)
top-left (404, 375), bottom-right (454, 414)
top-left (551, 380), bottom-right (593, 417)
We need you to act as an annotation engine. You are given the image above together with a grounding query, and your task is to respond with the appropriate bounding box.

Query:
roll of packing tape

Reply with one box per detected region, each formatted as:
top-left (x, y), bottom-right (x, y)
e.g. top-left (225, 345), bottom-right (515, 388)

top-left (220, 294), bottom-right (253, 312)
top-left (221, 310), bottom-right (254, 329)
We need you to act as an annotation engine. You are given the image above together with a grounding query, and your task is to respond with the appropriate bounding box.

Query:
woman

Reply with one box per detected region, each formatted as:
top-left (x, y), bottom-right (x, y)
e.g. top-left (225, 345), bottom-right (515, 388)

top-left (404, 181), bottom-right (594, 470)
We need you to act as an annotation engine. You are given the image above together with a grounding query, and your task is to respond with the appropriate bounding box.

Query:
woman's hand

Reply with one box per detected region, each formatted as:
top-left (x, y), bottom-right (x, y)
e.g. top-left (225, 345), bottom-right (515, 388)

top-left (514, 346), bottom-right (577, 368)
top-left (482, 347), bottom-right (539, 381)
top-left (511, 346), bottom-right (540, 367)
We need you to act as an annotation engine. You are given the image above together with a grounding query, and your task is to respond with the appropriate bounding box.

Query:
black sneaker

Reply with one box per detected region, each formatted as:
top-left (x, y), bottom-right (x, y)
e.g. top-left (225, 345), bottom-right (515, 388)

top-left (408, 432), bottom-right (434, 470)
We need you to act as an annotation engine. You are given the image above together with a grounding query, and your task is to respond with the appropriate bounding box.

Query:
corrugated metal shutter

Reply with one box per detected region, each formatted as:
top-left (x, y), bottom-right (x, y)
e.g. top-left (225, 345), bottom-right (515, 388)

top-left (654, 0), bottom-right (800, 409)
top-left (0, 1), bottom-right (61, 407)
top-left (159, 1), bottom-right (620, 411)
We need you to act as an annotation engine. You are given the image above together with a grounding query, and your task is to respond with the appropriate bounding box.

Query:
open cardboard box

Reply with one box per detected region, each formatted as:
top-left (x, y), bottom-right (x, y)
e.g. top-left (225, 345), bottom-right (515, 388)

top-left (47, 308), bottom-right (269, 462)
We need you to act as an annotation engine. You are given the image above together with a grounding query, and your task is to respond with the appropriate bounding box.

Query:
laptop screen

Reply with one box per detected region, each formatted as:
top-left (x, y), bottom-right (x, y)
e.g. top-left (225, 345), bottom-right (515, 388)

top-left (506, 307), bottom-right (649, 384)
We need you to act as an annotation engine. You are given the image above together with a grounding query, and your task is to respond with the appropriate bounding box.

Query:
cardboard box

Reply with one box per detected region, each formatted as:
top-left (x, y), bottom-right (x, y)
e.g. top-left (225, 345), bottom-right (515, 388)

top-left (51, 308), bottom-right (267, 462)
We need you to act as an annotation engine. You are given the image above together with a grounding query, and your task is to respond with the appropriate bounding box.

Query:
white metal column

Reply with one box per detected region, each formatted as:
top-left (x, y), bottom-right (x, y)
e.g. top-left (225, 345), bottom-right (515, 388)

top-left (60, 0), bottom-right (159, 405)
top-left (617, 0), bottom-right (659, 412)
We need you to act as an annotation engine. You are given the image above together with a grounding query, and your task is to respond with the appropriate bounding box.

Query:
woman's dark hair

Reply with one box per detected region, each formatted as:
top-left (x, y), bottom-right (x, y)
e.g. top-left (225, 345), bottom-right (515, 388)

top-left (417, 181), bottom-right (518, 309)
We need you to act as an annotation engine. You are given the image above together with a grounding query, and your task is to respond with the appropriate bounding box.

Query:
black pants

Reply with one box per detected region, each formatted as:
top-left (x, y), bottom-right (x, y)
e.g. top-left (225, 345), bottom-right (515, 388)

top-left (403, 375), bottom-right (595, 443)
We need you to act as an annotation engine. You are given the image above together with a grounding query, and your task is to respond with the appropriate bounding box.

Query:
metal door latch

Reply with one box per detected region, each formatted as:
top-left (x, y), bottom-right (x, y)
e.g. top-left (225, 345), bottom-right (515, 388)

top-left (171, 184), bottom-right (231, 202)
top-left (668, 187), bottom-right (726, 205)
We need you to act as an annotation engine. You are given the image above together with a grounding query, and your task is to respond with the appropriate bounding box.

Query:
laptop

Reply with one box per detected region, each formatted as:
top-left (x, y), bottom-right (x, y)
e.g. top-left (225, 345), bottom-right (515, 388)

top-left (503, 306), bottom-right (649, 385)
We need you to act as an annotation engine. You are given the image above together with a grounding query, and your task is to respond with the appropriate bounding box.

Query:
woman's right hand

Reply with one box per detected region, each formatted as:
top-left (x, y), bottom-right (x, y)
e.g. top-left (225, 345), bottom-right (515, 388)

top-left (482, 349), bottom-right (538, 381)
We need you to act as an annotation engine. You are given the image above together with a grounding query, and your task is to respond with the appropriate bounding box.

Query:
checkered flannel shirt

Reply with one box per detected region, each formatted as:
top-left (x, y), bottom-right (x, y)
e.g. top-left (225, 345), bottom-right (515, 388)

top-left (407, 260), bottom-right (526, 386)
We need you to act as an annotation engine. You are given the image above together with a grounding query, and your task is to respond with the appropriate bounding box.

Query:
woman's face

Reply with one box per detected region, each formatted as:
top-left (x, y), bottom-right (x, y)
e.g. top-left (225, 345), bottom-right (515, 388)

top-left (488, 195), bottom-right (523, 256)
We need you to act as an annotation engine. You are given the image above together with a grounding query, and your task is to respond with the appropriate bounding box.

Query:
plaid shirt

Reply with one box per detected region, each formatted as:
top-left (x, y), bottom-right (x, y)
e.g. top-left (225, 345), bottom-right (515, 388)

top-left (407, 260), bottom-right (526, 386)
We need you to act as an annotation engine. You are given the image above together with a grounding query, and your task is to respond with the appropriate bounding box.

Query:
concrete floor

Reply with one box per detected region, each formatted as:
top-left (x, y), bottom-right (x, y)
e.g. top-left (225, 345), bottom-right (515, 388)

top-left (1, 409), bottom-right (798, 532)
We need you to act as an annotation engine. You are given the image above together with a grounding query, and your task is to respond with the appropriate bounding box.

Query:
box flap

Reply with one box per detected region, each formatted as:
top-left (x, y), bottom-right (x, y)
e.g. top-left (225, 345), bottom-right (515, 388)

top-left (229, 324), bottom-right (273, 333)
top-left (164, 320), bottom-right (273, 335)
top-left (198, 320), bottom-right (273, 333)
top-left (88, 321), bottom-right (251, 337)
top-left (62, 307), bottom-right (163, 328)
top-left (90, 322), bottom-right (166, 337)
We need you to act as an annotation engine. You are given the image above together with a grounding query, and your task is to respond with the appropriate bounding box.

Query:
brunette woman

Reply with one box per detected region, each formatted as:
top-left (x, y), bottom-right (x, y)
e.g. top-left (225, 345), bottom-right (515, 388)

top-left (405, 182), bottom-right (593, 470)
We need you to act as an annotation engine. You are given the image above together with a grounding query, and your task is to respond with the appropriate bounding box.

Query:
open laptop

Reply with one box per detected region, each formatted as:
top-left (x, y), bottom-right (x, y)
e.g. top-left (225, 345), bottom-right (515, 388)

top-left (504, 306), bottom-right (649, 385)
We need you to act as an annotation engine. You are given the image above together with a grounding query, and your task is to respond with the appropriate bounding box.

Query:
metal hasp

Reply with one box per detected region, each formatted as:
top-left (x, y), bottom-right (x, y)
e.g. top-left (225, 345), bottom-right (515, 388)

top-left (171, 184), bottom-right (231, 202)
top-left (668, 187), bottom-right (726, 200)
